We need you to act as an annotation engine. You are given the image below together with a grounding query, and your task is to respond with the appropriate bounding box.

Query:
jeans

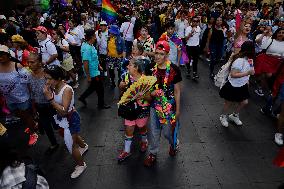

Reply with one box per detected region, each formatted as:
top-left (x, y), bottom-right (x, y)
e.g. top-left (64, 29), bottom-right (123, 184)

top-left (209, 43), bottom-right (223, 75)
top-left (147, 108), bottom-right (174, 155)
top-left (79, 76), bottom-right (105, 107)
top-left (186, 46), bottom-right (200, 73)
top-left (36, 103), bottom-right (58, 146)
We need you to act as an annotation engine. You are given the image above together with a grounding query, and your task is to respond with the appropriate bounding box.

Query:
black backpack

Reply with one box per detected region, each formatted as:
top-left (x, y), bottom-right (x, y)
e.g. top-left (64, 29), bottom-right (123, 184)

top-left (44, 40), bottom-right (64, 62)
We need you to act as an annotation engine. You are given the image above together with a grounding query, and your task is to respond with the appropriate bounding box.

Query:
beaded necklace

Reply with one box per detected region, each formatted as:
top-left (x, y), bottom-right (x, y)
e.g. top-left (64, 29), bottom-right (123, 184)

top-left (153, 60), bottom-right (176, 125)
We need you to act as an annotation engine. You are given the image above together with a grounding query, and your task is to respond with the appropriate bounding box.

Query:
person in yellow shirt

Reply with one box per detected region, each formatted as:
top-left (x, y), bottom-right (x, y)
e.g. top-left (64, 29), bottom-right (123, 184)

top-left (107, 25), bottom-right (126, 88)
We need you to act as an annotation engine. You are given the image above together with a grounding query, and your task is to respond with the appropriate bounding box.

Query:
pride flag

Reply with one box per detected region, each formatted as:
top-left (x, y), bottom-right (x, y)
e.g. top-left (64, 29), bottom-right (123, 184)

top-left (101, 0), bottom-right (118, 24)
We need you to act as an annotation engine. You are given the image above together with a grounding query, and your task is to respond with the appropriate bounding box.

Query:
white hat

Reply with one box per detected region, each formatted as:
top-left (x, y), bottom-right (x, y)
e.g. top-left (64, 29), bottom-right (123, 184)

top-left (100, 20), bottom-right (107, 25)
top-left (0, 45), bottom-right (10, 54)
top-left (0, 15), bottom-right (6, 20)
top-left (8, 17), bottom-right (17, 23)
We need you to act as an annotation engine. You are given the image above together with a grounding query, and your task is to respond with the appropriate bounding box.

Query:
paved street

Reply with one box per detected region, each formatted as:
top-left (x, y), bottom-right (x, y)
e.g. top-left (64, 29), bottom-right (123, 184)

top-left (29, 60), bottom-right (284, 189)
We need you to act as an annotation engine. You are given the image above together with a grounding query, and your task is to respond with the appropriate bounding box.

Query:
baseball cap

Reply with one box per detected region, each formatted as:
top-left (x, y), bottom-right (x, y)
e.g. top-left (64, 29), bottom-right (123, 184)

top-left (156, 40), bottom-right (170, 53)
top-left (100, 20), bottom-right (107, 25)
top-left (0, 45), bottom-right (10, 54)
top-left (33, 26), bottom-right (48, 33)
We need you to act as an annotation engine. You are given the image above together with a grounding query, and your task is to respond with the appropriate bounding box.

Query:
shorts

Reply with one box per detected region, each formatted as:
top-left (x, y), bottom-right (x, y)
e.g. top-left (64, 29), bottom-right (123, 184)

top-left (7, 100), bottom-right (31, 112)
top-left (68, 111), bottom-right (81, 135)
top-left (124, 117), bottom-right (149, 128)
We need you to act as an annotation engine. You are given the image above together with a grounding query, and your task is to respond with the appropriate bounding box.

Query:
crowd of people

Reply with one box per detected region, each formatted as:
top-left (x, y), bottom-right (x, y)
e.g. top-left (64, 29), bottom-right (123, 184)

top-left (0, 0), bottom-right (284, 187)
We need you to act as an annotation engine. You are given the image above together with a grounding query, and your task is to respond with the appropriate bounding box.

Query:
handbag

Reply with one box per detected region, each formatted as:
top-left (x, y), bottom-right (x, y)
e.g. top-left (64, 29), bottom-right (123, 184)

top-left (118, 101), bottom-right (141, 121)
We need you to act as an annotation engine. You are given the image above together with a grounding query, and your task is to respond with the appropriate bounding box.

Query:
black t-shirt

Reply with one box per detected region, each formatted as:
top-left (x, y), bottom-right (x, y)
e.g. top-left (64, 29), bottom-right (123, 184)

top-left (210, 27), bottom-right (225, 46)
top-left (145, 62), bottom-right (182, 101)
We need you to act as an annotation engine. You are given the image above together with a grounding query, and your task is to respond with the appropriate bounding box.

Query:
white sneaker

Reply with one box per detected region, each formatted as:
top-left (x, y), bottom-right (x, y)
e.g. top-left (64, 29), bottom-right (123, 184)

top-left (220, 115), bottom-right (229, 127)
top-left (228, 113), bottom-right (243, 126)
top-left (254, 89), bottom-right (264, 96)
top-left (275, 133), bottom-right (283, 146)
top-left (71, 162), bottom-right (87, 178)
top-left (79, 143), bottom-right (88, 155)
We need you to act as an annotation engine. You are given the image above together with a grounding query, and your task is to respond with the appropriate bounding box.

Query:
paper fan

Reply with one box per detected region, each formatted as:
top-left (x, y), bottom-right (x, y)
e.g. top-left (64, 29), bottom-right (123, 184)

top-left (118, 76), bottom-right (157, 105)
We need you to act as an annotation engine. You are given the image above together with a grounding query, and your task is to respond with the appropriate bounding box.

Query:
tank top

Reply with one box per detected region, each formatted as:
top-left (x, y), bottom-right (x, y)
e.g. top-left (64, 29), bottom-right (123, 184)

top-left (53, 84), bottom-right (74, 112)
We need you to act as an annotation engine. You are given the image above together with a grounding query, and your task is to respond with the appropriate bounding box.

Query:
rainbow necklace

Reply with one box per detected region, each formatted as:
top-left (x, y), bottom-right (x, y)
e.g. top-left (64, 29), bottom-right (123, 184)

top-left (153, 60), bottom-right (176, 125)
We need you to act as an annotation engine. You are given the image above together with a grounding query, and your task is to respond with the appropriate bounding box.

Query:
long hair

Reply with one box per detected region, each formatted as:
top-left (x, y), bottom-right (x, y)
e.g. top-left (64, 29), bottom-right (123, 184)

top-left (230, 41), bottom-right (255, 68)
top-left (234, 21), bottom-right (251, 41)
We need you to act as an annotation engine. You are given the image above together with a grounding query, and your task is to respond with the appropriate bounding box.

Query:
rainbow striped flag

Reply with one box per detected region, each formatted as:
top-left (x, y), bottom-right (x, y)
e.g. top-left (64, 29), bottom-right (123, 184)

top-left (101, 0), bottom-right (118, 24)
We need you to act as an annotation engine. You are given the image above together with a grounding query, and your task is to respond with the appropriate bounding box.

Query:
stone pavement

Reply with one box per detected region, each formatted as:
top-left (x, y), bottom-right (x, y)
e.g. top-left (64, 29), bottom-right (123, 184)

top-left (29, 60), bottom-right (284, 189)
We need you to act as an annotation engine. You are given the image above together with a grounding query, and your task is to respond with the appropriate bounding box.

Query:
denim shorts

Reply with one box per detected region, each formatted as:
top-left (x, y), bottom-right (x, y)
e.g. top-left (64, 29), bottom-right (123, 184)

top-left (7, 100), bottom-right (31, 112)
top-left (68, 111), bottom-right (81, 135)
top-left (279, 84), bottom-right (284, 103)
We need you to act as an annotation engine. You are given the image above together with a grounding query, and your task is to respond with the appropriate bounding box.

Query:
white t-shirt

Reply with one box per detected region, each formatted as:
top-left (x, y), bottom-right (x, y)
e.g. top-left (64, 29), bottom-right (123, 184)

top-left (96, 30), bottom-right (108, 55)
top-left (56, 38), bottom-right (71, 60)
top-left (185, 26), bottom-right (201, 46)
top-left (65, 33), bottom-right (76, 45)
top-left (255, 34), bottom-right (271, 53)
top-left (38, 38), bottom-right (60, 66)
top-left (262, 39), bottom-right (284, 57)
top-left (228, 58), bottom-right (251, 87)
top-left (120, 22), bottom-right (134, 42)
top-left (175, 19), bottom-right (188, 38)
top-left (67, 27), bottom-right (84, 46)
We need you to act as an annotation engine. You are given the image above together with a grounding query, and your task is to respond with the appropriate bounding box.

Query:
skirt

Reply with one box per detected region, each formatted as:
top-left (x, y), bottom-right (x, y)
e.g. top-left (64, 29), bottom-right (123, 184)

top-left (255, 53), bottom-right (283, 75)
top-left (219, 82), bottom-right (249, 102)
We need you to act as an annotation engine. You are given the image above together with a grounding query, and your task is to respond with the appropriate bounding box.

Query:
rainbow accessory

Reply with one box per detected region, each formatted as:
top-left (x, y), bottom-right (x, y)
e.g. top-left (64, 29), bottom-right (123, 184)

top-left (102, 0), bottom-right (118, 24)
top-left (153, 60), bottom-right (176, 125)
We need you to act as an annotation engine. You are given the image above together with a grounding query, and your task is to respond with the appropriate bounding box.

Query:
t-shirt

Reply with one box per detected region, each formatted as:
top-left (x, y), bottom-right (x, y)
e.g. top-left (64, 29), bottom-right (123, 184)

top-left (0, 66), bottom-right (30, 104)
top-left (107, 37), bottom-right (121, 58)
top-left (185, 26), bottom-right (201, 46)
top-left (38, 38), bottom-right (60, 66)
top-left (81, 42), bottom-right (100, 78)
top-left (120, 22), bottom-right (134, 42)
top-left (67, 27), bottom-right (84, 46)
top-left (262, 39), bottom-right (284, 57)
top-left (175, 19), bottom-right (189, 38)
top-left (228, 58), bottom-right (251, 87)
top-left (145, 63), bottom-right (182, 110)
top-left (96, 30), bottom-right (108, 55)
top-left (168, 39), bottom-right (181, 65)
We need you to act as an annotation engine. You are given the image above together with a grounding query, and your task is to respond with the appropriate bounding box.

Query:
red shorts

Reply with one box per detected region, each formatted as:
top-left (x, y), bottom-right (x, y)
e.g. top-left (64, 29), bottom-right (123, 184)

top-left (124, 117), bottom-right (149, 128)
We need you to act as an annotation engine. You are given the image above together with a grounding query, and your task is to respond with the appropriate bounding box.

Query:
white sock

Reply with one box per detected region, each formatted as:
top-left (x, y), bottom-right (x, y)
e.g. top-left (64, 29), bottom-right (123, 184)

top-left (124, 138), bottom-right (132, 153)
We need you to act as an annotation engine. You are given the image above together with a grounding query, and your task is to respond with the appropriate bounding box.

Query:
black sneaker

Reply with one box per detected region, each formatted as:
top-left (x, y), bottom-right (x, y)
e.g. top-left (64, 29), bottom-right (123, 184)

top-left (78, 97), bottom-right (87, 106)
top-left (193, 73), bottom-right (199, 80)
top-left (98, 105), bottom-right (111, 109)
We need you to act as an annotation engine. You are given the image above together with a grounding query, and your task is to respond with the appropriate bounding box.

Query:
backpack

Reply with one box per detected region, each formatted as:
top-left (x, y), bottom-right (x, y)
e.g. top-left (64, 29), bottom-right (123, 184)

top-left (214, 61), bottom-right (231, 89)
top-left (43, 40), bottom-right (64, 62)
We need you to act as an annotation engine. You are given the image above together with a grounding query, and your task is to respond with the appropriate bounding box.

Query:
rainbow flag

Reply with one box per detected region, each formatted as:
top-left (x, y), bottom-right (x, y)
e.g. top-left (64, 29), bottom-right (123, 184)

top-left (101, 0), bottom-right (118, 24)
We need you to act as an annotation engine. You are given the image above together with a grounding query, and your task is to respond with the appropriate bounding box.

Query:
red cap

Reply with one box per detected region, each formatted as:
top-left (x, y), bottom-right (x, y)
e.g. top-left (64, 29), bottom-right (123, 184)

top-left (156, 40), bottom-right (170, 53)
top-left (33, 26), bottom-right (47, 33)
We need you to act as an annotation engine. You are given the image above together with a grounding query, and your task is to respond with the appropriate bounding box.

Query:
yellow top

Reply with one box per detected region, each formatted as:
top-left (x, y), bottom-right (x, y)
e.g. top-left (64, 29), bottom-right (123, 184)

top-left (107, 37), bottom-right (122, 58)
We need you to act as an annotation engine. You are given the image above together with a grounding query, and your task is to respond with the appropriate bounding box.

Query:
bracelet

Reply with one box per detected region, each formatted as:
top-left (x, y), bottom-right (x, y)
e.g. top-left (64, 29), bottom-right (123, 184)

top-left (47, 97), bottom-right (54, 102)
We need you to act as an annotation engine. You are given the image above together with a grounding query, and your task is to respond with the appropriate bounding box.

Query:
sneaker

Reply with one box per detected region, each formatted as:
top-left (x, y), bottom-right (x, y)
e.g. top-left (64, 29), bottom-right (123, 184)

top-left (144, 154), bottom-right (156, 167)
top-left (169, 145), bottom-right (178, 157)
top-left (117, 151), bottom-right (131, 162)
top-left (220, 115), bottom-right (229, 127)
top-left (255, 89), bottom-right (264, 96)
top-left (275, 133), bottom-right (283, 146)
top-left (78, 97), bottom-right (87, 106)
top-left (71, 162), bottom-right (87, 179)
top-left (140, 141), bottom-right (148, 153)
top-left (192, 72), bottom-right (199, 80)
top-left (228, 113), bottom-right (243, 126)
top-left (78, 143), bottom-right (88, 155)
top-left (28, 133), bottom-right (38, 146)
